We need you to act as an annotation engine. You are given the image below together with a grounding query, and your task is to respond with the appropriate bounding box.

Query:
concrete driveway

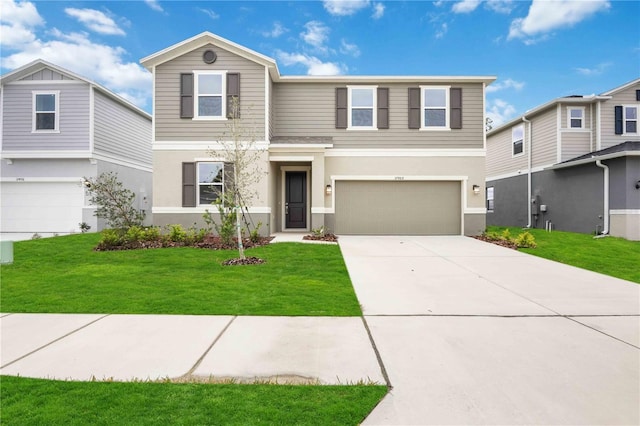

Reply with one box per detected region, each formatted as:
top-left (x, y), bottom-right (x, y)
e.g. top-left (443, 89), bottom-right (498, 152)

top-left (339, 236), bottom-right (640, 425)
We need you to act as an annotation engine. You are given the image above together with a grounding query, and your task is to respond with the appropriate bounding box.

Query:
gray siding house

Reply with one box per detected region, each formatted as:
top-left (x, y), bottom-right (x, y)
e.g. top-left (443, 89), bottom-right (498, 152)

top-left (486, 78), bottom-right (640, 240)
top-left (141, 32), bottom-right (495, 235)
top-left (0, 60), bottom-right (152, 235)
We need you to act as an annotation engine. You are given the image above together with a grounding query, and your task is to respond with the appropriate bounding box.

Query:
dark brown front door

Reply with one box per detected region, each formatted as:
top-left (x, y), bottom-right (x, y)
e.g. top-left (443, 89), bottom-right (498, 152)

top-left (285, 171), bottom-right (306, 229)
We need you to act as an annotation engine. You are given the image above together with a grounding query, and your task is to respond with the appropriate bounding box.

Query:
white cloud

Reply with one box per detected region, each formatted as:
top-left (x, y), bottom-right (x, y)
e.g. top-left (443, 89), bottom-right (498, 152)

top-left (372, 2), bottom-right (385, 19)
top-left (435, 22), bottom-right (448, 39)
top-left (145, 0), bottom-right (163, 12)
top-left (0, 0), bottom-right (44, 48)
top-left (575, 62), bottom-right (612, 76)
top-left (276, 50), bottom-right (344, 75)
top-left (508, 0), bottom-right (610, 41)
top-left (340, 39), bottom-right (361, 57)
top-left (197, 8), bottom-right (219, 20)
top-left (301, 21), bottom-right (330, 52)
top-left (485, 78), bottom-right (525, 93)
top-left (323, 0), bottom-right (370, 16)
top-left (452, 0), bottom-right (481, 14)
top-left (485, 0), bottom-right (514, 14)
top-left (65, 8), bottom-right (125, 36)
top-left (486, 98), bottom-right (517, 127)
top-left (262, 22), bottom-right (287, 38)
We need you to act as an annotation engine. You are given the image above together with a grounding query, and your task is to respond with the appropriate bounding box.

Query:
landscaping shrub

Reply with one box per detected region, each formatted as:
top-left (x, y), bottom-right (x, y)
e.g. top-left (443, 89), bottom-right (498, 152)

top-left (514, 231), bottom-right (537, 248)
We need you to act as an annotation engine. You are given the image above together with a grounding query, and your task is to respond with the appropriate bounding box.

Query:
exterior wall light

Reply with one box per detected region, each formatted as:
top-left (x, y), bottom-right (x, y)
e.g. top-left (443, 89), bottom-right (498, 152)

top-left (325, 184), bottom-right (332, 196)
top-left (472, 184), bottom-right (481, 195)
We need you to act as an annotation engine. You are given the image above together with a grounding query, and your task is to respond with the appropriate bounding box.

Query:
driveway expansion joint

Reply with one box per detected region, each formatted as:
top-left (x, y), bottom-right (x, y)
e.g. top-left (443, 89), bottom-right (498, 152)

top-left (0, 313), bottom-right (111, 369)
top-left (360, 316), bottom-right (392, 389)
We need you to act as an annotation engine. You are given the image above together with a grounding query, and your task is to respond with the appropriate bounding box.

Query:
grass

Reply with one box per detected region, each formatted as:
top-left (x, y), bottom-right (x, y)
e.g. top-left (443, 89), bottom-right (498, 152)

top-left (0, 376), bottom-right (388, 425)
top-left (0, 233), bottom-right (361, 316)
top-left (488, 226), bottom-right (640, 283)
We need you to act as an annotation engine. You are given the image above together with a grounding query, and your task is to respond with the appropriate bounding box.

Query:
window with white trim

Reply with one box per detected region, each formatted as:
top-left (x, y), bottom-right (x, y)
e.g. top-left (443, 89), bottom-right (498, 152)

top-left (198, 162), bottom-right (224, 205)
top-left (486, 187), bottom-right (494, 212)
top-left (194, 71), bottom-right (226, 119)
top-left (348, 86), bottom-right (376, 129)
top-left (512, 124), bottom-right (524, 156)
top-left (421, 86), bottom-right (449, 129)
top-left (33, 91), bottom-right (59, 132)
top-left (624, 106), bottom-right (638, 134)
top-left (568, 107), bottom-right (584, 129)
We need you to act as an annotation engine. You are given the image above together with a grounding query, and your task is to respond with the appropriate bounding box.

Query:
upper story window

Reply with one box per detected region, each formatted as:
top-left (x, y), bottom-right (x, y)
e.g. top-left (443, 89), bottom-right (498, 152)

top-left (198, 162), bottom-right (224, 205)
top-left (568, 107), bottom-right (585, 129)
top-left (421, 86), bottom-right (449, 129)
top-left (512, 124), bottom-right (524, 156)
top-left (194, 71), bottom-right (226, 119)
top-left (33, 91), bottom-right (59, 132)
top-left (348, 86), bottom-right (377, 129)
top-left (624, 106), bottom-right (637, 134)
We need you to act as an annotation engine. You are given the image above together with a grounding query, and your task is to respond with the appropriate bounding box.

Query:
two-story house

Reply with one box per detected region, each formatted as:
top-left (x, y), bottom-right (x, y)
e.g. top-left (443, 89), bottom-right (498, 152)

top-left (141, 32), bottom-right (495, 236)
top-left (0, 60), bottom-right (152, 235)
top-left (486, 79), bottom-right (640, 240)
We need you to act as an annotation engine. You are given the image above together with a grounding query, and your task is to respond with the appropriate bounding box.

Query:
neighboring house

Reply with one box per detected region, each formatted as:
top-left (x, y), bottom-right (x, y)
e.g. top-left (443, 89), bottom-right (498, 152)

top-left (141, 32), bottom-right (495, 236)
top-left (486, 78), bottom-right (640, 240)
top-left (0, 60), bottom-right (152, 235)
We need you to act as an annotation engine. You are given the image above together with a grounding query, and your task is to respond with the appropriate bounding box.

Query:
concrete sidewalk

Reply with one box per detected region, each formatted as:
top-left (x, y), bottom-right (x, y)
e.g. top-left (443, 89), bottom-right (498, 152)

top-left (0, 313), bottom-right (384, 384)
top-left (337, 236), bottom-right (640, 425)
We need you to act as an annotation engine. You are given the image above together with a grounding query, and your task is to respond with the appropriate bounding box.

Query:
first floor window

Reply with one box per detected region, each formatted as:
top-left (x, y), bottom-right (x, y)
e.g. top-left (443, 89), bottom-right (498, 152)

top-left (624, 106), bottom-right (637, 134)
top-left (349, 86), bottom-right (376, 128)
top-left (512, 124), bottom-right (524, 156)
top-left (195, 72), bottom-right (224, 118)
top-left (486, 187), bottom-right (494, 212)
top-left (198, 162), bottom-right (224, 204)
top-left (33, 91), bottom-right (59, 131)
top-left (422, 86), bottom-right (448, 128)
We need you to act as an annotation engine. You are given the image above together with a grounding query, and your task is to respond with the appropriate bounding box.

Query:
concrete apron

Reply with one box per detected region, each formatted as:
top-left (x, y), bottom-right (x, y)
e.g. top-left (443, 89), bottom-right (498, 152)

top-left (0, 314), bottom-right (384, 385)
top-left (336, 236), bottom-right (640, 425)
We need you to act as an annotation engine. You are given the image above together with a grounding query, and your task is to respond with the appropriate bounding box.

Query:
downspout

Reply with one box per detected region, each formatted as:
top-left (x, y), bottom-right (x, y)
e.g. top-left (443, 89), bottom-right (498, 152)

top-left (523, 116), bottom-right (532, 228)
top-left (595, 159), bottom-right (609, 236)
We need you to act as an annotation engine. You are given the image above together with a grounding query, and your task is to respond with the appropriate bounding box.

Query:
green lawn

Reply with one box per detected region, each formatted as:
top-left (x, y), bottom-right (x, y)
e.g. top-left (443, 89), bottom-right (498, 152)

top-left (488, 227), bottom-right (640, 283)
top-left (0, 233), bottom-right (361, 316)
top-left (0, 376), bottom-right (387, 425)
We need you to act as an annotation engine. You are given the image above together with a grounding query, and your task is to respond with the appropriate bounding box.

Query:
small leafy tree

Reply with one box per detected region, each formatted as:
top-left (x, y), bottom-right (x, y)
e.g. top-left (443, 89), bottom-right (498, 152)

top-left (208, 98), bottom-right (267, 260)
top-left (85, 172), bottom-right (145, 230)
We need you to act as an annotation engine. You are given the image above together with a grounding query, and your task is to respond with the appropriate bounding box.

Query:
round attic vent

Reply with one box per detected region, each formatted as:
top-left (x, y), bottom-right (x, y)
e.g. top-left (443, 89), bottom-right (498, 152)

top-left (203, 50), bottom-right (217, 64)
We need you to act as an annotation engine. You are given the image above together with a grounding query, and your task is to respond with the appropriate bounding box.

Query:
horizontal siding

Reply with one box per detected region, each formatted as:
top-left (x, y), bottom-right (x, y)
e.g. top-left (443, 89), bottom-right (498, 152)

top-left (2, 82), bottom-right (90, 151)
top-left (560, 132), bottom-right (591, 162)
top-left (273, 82), bottom-right (485, 149)
top-left (600, 82), bottom-right (640, 149)
top-left (486, 126), bottom-right (528, 177)
top-left (155, 44), bottom-right (266, 141)
top-left (93, 90), bottom-right (152, 165)
top-left (531, 107), bottom-right (558, 167)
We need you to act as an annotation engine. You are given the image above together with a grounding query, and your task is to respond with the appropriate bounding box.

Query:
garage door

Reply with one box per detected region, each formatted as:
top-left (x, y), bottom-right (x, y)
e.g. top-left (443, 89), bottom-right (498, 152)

top-left (335, 180), bottom-right (461, 235)
top-left (1, 182), bottom-right (84, 233)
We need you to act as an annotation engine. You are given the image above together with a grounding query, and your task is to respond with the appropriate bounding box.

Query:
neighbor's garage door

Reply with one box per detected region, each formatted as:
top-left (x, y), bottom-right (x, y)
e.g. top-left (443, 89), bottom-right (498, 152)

top-left (335, 180), bottom-right (461, 235)
top-left (1, 181), bottom-right (84, 233)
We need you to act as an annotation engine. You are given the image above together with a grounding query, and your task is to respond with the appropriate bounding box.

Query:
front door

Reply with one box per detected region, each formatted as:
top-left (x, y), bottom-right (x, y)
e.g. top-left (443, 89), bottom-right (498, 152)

top-left (285, 171), bottom-right (307, 229)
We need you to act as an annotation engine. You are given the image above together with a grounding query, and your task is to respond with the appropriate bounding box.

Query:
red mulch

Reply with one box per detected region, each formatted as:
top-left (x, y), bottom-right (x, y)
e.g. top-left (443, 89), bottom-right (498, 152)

top-left (472, 235), bottom-right (518, 250)
top-left (302, 233), bottom-right (339, 242)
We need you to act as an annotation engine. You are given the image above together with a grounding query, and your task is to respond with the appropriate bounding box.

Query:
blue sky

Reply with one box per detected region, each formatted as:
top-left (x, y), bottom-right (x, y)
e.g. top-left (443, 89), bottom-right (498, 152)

top-left (1, 0), bottom-right (639, 126)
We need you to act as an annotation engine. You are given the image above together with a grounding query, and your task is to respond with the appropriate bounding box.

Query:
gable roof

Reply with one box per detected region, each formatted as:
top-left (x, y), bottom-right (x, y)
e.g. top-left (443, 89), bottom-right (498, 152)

top-left (140, 31), bottom-right (280, 79)
top-left (600, 78), bottom-right (640, 96)
top-left (0, 59), bottom-right (151, 120)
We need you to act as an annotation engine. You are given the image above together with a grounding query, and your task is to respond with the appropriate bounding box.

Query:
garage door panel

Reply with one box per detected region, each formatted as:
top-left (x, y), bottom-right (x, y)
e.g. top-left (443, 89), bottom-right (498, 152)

top-left (335, 181), bottom-right (461, 235)
top-left (1, 182), bottom-right (84, 233)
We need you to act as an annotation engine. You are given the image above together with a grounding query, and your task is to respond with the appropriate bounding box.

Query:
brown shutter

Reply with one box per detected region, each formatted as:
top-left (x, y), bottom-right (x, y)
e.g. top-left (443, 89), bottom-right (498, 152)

top-left (182, 162), bottom-right (196, 207)
top-left (336, 87), bottom-right (348, 129)
top-left (408, 87), bottom-right (420, 129)
top-left (180, 73), bottom-right (194, 119)
top-left (450, 88), bottom-right (462, 129)
top-left (377, 87), bottom-right (389, 129)
top-left (227, 73), bottom-right (240, 119)
top-left (223, 162), bottom-right (235, 198)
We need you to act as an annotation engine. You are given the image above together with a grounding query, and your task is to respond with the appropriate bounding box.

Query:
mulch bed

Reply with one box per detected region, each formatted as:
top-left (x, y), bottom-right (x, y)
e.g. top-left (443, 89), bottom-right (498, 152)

top-left (472, 235), bottom-right (518, 250)
top-left (302, 233), bottom-right (339, 242)
top-left (95, 235), bottom-right (274, 252)
top-left (222, 257), bottom-right (266, 266)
